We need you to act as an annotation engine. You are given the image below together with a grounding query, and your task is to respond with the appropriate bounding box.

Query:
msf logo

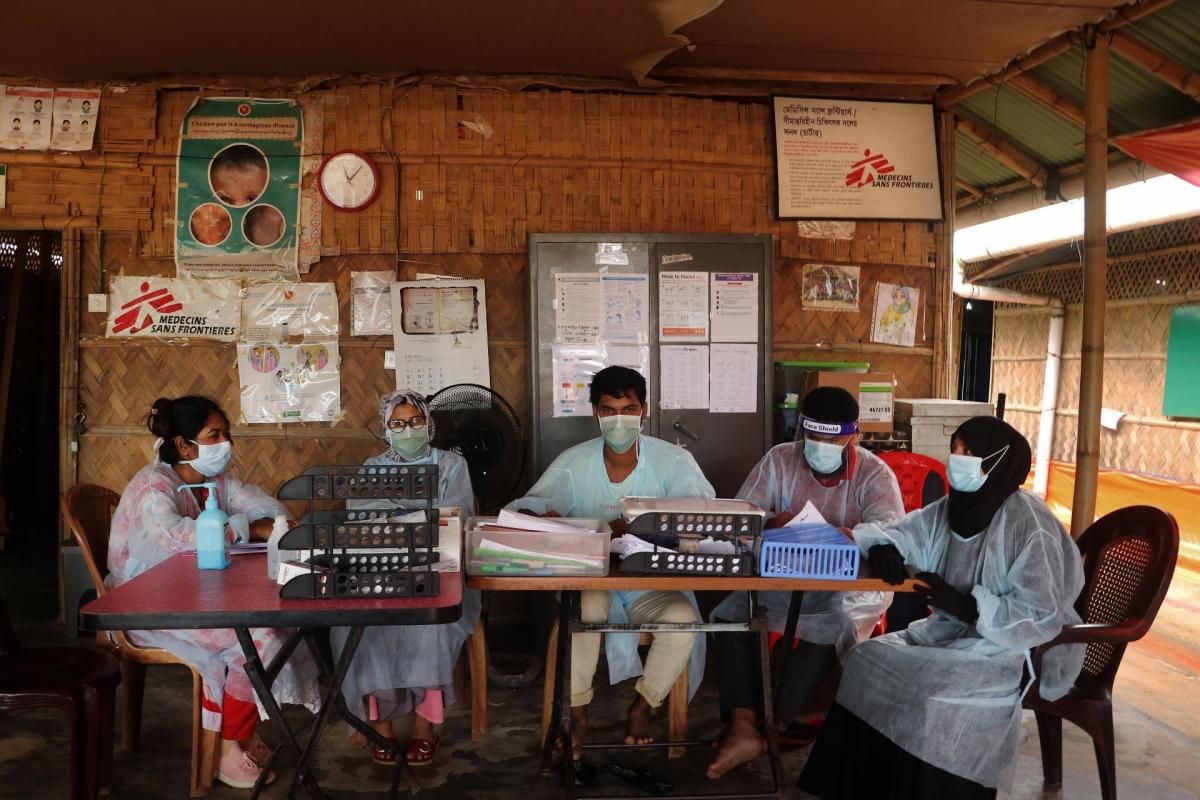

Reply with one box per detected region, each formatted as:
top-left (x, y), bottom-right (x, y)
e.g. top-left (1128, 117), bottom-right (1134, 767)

top-left (111, 281), bottom-right (183, 335)
top-left (846, 149), bottom-right (895, 188)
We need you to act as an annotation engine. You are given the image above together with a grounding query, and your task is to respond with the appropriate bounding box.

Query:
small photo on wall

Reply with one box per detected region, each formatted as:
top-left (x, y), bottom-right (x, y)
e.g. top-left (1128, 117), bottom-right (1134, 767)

top-left (801, 263), bottom-right (860, 312)
top-left (871, 282), bottom-right (920, 348)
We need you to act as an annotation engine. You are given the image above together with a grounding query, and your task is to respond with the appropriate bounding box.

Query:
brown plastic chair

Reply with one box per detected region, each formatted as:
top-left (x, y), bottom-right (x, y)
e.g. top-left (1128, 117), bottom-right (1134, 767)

top-left (1024, 505), bottom-right (1180, 800)
top-left (0, 590), bottom-right (121, 799)
top-left (62, 484), bottom-right (220, 797)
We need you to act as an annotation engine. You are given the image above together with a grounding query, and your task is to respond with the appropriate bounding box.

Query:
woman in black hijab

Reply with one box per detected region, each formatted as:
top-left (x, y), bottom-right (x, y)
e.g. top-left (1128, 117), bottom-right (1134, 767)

top-left (798, 417), bottom-right (1087, 799)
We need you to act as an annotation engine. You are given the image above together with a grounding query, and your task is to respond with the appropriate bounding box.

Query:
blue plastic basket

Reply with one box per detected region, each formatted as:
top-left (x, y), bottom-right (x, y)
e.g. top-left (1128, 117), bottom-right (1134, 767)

top-left (758, 523), bottom-right (860, 580)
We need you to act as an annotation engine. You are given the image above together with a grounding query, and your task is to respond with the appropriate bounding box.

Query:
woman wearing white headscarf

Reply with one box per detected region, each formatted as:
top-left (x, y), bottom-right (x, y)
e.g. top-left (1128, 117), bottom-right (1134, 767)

top-left (798, 417), bottom-right (1085, 798)
top-left (330, 389), bottom-right (479, 767)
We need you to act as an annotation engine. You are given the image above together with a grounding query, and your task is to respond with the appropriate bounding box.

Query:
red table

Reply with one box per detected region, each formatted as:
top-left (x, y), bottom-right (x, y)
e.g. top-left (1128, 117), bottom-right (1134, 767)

top-left (82, 553), bottom-right (462, 799)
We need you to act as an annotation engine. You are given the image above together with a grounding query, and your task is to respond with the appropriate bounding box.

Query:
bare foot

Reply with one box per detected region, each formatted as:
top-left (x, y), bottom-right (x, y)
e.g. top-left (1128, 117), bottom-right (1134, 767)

top-left (570, 705), bottom-right (589, 761)
top-left (411, 714), bottom-right (437, 744)
top-left (706, 711), bottom-right (767, 780)
top-left (349, 729), bottom-right (369, 749)
top-left (624, 695), bottom-right (654, 746)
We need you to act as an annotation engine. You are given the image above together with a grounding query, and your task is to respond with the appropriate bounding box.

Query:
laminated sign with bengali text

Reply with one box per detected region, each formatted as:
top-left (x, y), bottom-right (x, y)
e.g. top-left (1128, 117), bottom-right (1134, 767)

top-left (105, 276), bottom-right (240, 341)
top-left (175, 98), bottom-right (303, 280)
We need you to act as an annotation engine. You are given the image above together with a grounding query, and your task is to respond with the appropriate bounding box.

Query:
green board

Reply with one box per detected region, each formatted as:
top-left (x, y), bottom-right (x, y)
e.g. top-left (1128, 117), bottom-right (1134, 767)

top-left (1164, 305), bottom-right (1200, 418)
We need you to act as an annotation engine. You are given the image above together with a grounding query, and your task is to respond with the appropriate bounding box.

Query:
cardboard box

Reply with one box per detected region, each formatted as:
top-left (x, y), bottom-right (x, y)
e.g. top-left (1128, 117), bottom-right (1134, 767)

top-left (802, 372), bottom-right (895, 433)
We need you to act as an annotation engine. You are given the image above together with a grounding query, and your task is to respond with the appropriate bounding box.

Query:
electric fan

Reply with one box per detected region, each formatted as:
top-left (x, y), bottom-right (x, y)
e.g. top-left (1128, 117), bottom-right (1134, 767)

top-left (427, 383), bottom-right (526, 514)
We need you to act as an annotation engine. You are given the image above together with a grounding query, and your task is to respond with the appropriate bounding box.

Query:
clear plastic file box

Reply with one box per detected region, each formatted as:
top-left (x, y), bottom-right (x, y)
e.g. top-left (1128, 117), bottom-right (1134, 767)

top-left (757, 523), bottom-right (861, 580)
top-left (466, 514), bottom-right (611, 577)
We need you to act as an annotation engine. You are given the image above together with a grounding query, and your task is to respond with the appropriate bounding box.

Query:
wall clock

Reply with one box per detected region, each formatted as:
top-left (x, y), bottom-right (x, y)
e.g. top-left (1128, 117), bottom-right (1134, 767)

top-left (317, 149), bottom-right (380, 212)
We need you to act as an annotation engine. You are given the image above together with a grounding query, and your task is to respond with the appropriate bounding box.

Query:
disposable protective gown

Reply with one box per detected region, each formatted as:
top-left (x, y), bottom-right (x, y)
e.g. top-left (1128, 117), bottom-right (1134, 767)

top-left (842, 489), bottom-right (1085, 789)
top-left (330, 448), bottom-right (480, 715)
top-left (107, 464), bottom-right (320, 731)
top-left (712, 443), bottom-right (905, 658)
top-left (506, 434), bottom-right (714, 698)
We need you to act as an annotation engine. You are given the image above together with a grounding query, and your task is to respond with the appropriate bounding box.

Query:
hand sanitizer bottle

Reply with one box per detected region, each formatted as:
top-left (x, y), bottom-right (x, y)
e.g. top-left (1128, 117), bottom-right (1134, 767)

top-left (177, 482), bottom-right (230, 570)
top-left (267, 515), bottom-right (290, 579)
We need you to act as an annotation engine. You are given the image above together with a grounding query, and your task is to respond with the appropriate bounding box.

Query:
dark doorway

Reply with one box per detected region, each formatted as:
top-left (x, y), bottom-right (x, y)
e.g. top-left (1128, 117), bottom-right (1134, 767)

top-left (957, 299), bottom-right (993, 402)
top-left (0, 230), bottom-right (62, 552)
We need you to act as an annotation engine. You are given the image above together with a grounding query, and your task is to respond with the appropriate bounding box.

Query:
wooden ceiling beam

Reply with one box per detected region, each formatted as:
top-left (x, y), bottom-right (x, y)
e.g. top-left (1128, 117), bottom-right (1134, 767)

top-left (649, 66), bottom-right (956, 86)
top-left (956, 116), bottom-right (1051, 188)
top-left (1007, 73), bottom-right (1086, 127)
top-left (1110, 30), bottom-right (1200, 102)
top-left (937, 0), bottom-right (1180, 108)
top-left (956, 179), bottom-right (984, 199)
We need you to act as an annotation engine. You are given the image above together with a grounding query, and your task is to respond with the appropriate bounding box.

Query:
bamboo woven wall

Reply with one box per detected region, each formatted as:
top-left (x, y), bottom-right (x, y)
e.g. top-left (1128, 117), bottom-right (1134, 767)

top-left (992, 303), bottom-right (1200, 484)
top-left (0, 81), bottom-right (942, 503)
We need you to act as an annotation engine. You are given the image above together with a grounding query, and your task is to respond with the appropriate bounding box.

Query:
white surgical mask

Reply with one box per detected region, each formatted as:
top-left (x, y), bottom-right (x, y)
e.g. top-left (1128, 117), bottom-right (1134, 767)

top-left (804, 438), bottom-right (845, 474)
top-left (598, 414), bottom-right (641, 454)
top-left (947, 445), bottom-right (1009, 493)
top-left (184, 440), bottom-right (232, 477)
top-left (388, 427), bottom-right (430, 459)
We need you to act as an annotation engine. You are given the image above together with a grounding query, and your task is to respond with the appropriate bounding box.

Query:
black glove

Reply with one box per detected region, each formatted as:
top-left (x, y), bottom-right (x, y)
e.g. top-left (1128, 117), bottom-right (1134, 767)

top-left (914, 572), bottom-right (979, 623)
top-left (867, 544), bottom-right (908, 585)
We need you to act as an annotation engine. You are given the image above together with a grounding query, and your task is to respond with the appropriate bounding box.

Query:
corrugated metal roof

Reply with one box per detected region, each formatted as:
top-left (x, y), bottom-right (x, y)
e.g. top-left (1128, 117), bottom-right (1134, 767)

top-left (955, 130), bottom-right (1022, 188)
top-left (1031, 47), bottom-right (1200, 135)
top-left (1124, 0), bottom-right (1200, 73)
top-left (956, 0), bottom-right (1200, 200)
top-left (959, 85), bottom-right (1085, 166)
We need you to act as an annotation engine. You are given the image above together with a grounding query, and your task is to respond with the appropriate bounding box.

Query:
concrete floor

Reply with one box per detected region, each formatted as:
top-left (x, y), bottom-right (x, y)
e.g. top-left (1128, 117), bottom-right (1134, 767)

top-left (2, 542), bottom-right (1198, 800)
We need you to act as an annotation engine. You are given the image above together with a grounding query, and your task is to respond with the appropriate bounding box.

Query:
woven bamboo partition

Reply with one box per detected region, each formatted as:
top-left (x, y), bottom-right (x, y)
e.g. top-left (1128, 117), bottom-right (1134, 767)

top-left (0, 81), bottom-right (944, 513)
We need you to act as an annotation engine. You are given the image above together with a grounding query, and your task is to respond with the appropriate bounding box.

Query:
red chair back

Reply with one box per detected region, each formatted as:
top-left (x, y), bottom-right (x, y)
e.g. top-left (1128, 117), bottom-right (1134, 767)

top-left (1072, 505), bottom-right (1179, 693)
top-left (877, 451), bottom-right (948, 512)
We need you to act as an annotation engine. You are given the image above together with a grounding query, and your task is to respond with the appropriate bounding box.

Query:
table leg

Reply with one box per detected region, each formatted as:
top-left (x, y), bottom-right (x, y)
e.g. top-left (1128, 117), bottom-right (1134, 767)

top-left (235, 627), bottom-right (326, 800)
top-left (557, 590), bottom-right (578, 800)
top-left (753, 604), bottom-right (788, 800)
top-left (770, 590), bottom-right (804, 715)
top-left (300, 629), bottom-right (419, 799)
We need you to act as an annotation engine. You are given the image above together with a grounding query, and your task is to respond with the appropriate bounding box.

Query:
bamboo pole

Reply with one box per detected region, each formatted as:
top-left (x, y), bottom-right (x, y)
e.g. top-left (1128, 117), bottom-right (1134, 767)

top-left (1008, 73), bottom-right (1087, 127)
top-left (1071, 30), bottom-right (1109, 538)
top-left (650, 66), bottom-right (956, 86)
top-left (955, 117), bottom-right (1050, 188)
top-left (934, 110), bottom-right (957, 398)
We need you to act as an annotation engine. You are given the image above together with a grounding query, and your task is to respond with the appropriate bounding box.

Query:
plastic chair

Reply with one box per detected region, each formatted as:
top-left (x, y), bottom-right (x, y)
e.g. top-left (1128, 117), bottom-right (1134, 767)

top-left (0, 590), bottom-right (121, 799)
top-left (876, 451), bottom-right (948, 513)
top-left (877, 451), bottom-right (949, 634)
top-left (61, 484), bottom-right (220, 797)
top-left (1024, 505), bottom-right (1180, 800)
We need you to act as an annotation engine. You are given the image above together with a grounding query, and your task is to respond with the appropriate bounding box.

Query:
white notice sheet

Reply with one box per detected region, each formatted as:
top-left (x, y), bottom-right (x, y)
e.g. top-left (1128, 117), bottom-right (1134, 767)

top-left (600, 273), bottom-right (649, 343)
top-left (710, 272), bottom-right (759, 342)
top-left (554, 272), bottom-right (601, 345)
top-left (659, 271), bottom-right (709, 341)
top-left (709, 343), bottom-right (757, 413)
top-left (660, 345), bottom-right (709, 410)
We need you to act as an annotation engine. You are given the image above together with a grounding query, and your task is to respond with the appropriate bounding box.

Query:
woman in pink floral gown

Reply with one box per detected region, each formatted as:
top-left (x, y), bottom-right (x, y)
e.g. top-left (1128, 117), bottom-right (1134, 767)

top-left (107, 396), bottom-right (319, 789)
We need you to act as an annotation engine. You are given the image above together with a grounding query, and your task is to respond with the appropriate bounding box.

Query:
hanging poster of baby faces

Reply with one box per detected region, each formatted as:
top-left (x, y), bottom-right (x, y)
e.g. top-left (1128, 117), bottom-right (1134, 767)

top-left (237, 341), bottom-right (341, 423)
top-left (870, 282), bottom-right (920, 348)
top-left (175, 98), bottom-right (303, 281)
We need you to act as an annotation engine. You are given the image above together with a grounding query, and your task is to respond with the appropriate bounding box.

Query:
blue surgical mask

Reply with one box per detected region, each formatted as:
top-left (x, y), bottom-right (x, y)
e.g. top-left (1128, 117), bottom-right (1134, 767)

top-left (185, 440), bottom-right (232, 478)
top-left (804, 438), bottom-right (845, 474)
top-left (388, 427), bottom-right (430, 460)
top-left (948, 445), bottom-right (1009, 493)
top-left (598, 414), bottom-right (641, 454)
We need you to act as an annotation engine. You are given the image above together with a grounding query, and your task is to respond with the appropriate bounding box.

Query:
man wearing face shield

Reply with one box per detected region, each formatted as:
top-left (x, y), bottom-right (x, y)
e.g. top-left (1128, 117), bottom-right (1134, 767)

top-left (507, 366), bottom-right (715, 761)
top-left (706, 386), bottom-right (904, 780)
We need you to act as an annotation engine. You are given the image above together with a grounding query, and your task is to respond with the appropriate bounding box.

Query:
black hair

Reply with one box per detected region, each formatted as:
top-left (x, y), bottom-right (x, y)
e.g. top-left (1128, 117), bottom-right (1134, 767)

top-left (212, 143), bottom-right (267, 173)
top-left (148, 396), bottom-right (228, 465)
top-left (802, 386), bottom-right (859, 423)
top-left (589, 366), bottom-right (647, 406)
